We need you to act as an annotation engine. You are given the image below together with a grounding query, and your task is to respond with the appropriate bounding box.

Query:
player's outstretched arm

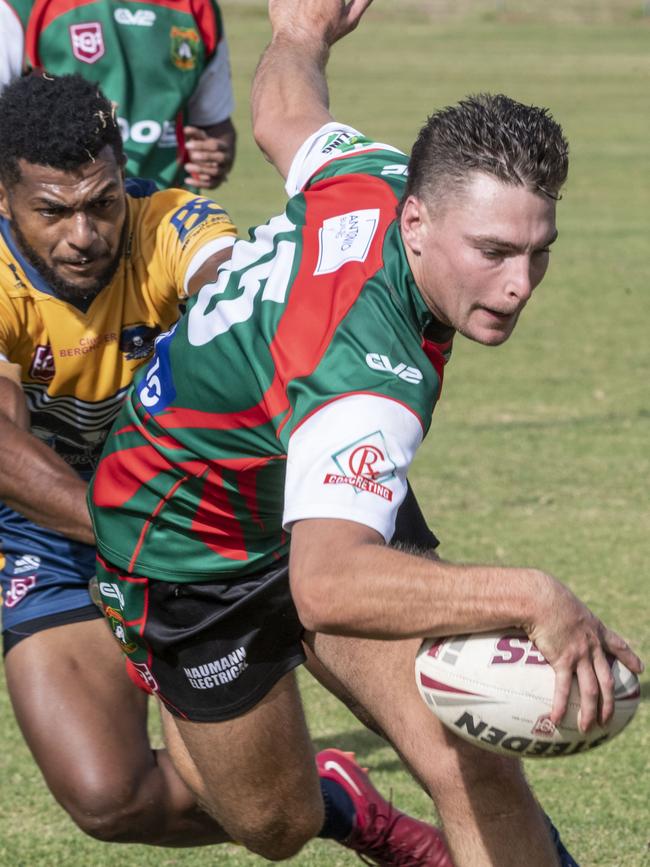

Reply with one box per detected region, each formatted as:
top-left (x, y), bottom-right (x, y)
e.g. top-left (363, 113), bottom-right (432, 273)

top-left (0, 376), bottom-right (94, 544)
top-left (290, 518), bottom-right (644, 733)
top-left (252, 0), bottom-right (374, 180)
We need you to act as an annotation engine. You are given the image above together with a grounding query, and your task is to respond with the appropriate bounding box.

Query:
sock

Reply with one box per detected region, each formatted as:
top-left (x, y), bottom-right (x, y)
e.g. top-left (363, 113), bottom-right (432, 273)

top-left (546, 816), bottom-right (581, 867)
top-left (318, 778), bottom-right (355, 841)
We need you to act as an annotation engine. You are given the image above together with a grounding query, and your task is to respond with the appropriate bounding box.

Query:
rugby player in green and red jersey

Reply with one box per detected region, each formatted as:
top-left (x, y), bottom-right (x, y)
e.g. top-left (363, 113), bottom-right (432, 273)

top-left (89, 1), bottom-right (644, 864)
top-left (0, 70), bottom-right (449, 863)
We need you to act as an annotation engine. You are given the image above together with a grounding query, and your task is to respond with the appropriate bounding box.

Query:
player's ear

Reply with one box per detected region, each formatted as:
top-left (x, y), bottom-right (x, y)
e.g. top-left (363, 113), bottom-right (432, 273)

top-left (400, 195), bottom-right (428, 256)
top-left (0, 180), bottom-right (11, 221)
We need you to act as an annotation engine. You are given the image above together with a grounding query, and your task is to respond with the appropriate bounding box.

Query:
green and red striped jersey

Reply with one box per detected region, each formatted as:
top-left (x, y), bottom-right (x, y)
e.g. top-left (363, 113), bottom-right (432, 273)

top-left (89, 124), bottom-right (454, 582)
top-left (25, 0), bottom-right (232, 187)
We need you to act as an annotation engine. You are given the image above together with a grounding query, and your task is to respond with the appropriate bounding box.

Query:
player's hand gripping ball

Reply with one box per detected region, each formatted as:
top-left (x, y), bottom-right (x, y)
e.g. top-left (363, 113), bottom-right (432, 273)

top-left (415, 631), bottom-right (640, 758)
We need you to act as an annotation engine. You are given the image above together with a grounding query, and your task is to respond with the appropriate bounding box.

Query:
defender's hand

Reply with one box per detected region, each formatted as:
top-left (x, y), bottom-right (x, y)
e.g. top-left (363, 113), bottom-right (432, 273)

top-left (183, 126), bottom-right (234, 189)
top-left (524, 573), bottom-right (644, 731)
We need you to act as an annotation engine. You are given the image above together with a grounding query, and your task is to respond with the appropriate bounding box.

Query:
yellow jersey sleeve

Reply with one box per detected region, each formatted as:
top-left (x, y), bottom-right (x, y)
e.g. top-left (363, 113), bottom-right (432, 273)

top-left (130, 188), bottom-right (237, 315)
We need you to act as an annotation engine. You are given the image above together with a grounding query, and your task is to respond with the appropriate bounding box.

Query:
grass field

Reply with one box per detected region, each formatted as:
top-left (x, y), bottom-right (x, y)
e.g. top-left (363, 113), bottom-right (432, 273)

top-left (1, 2), bottom-right (649, 865)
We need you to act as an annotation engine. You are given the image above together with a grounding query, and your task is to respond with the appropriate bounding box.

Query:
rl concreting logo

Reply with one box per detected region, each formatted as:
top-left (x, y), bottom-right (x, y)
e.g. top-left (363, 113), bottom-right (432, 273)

top-left (324, 430), bottom-right (396, 501)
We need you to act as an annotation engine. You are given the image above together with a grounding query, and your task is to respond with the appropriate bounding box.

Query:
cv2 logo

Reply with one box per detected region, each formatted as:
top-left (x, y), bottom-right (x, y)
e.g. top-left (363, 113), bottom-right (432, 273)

top-left (366, 352), bottom-right (423, 384)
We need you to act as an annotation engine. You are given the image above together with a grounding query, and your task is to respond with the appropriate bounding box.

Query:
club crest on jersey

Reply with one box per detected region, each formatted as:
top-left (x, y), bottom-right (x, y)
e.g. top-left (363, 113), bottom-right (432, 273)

top-left (69, 22), bottom-right (105, 64)
top-left (29, 344), bottom-right (55, 382)
top-left (170, 26), bottom-right (199, 70)
top-left (324, 431), bottom-right (396, 501)
top-left (3, 576), bottom-right (37, 608)
top-left (105, 606), bottom-right (138, 654)
top-left (119, 324), bottom-right (161, 360)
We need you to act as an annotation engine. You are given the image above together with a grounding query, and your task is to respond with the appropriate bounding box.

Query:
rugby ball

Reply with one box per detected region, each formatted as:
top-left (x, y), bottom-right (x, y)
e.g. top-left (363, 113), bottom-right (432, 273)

top-left (415, 631), bottom-right (640, 758)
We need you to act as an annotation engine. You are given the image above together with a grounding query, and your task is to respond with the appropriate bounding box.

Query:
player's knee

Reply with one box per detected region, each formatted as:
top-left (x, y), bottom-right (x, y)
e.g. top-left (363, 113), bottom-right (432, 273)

top-left (60, 778), bottom-right (149, 843)
top-left (233, 799), bottom-right (324, 861)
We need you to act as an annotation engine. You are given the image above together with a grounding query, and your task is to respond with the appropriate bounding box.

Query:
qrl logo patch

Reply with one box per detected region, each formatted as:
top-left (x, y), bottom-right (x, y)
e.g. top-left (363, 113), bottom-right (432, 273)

top-left (324, 431), bottom-right (396, 501)
top-left (70, 22), bottom-right (105, 63)
top-left (4, 576), bottom-right (37, 608)
top-left (129, 661), bottom-right (160, 693)
top-left (29, 344), bottom-right (54, 382)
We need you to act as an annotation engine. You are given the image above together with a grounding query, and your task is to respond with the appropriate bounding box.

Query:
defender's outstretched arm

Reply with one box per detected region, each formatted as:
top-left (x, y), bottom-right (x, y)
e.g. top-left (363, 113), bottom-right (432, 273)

top-left (252, 0), bottom-right (374, 180)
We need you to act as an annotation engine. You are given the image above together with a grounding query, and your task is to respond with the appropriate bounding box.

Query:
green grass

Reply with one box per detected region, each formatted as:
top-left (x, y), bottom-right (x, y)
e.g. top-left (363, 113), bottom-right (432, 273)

top-left (1, 3), bottom-right (649, 864)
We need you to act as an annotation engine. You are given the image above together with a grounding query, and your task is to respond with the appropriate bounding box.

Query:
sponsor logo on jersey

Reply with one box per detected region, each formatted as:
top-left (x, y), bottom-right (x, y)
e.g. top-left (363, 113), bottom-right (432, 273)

top-left (170, 26), bottom-right (199, 70)
top-left (324, 431), bottom-right (396, 501)
top-left (321, 131), bottom-right (365, 155)
top-left (381, 164), bottom-right (409, 177)
top-left (170, 198), bottom-right (229, 244)
top-left (99, 581), bottom-right (125, 609)
top-left (137, 323), bottom-right (177, 413)
top-left (119, 324), bottom-right (161, 360)
top-left (69, 22), bottom-right (105, 64)
top-left (365, 352), bottom-right (423, 384)
top-left (59, 332), bottom-right (118, 358)
top-left (29, 344), bottom-right (55, 382)
top-left (114, 8), bottom-right (156, 26)
top-left (117, 117), bottom-right (177, 147)
top-left (3, 576), bottom-right (37, 608)
top-left (314, 208), bottom-right (380, 275)
top-left (105, 606), bottom-right (138, 654)
top-left (184, 647), bottom-right (248, 689)
top-left (12, 555), bottom-right (41, 575)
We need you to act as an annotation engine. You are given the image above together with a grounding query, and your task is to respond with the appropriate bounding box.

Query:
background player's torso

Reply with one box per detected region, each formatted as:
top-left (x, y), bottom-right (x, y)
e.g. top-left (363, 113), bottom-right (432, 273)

top-left (26, 0), bottom-right (223, 186)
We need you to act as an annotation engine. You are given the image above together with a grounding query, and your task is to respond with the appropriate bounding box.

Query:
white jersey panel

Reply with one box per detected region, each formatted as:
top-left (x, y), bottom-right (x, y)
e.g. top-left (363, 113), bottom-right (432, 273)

top-left (186, 34), bottom-right (234, 126)
top-left (0, 1), bottom-right (24, 91)
top-left (283, 394), bottom-right (423, 542)
top-left (285, 123), bottom-right (404, 197)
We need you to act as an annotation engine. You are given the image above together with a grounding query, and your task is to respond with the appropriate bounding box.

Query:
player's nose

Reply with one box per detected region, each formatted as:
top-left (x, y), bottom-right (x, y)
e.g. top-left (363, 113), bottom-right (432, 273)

top-left (67, 212), bottom-right (98, 252)
top-left (504, 256), bottom-right (534, 304)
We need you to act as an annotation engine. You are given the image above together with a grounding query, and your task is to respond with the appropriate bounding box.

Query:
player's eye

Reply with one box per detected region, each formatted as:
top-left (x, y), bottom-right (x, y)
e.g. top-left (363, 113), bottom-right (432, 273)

top-left (38, 207), bottom-right (65, 218)
top-left (481, 249), bottom-right (505, 261)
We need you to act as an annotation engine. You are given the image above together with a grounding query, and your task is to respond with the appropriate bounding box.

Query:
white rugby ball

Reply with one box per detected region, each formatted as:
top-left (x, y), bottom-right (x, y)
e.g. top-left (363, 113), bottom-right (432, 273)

top-left (415, 631), bottom-right (640, 758)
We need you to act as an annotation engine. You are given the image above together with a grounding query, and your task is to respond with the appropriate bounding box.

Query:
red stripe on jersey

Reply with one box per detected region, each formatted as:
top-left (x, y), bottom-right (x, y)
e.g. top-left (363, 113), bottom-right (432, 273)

top-left (264, 174), bottom-right (399, 431)
top-left (92, 443), bottom-right (204, 508)
top-left (188, 0), bottom-right (220, 55)
top-left (129, 472), bottom-right (191, 571)
top-left (299, 146), bottom-right (403, 195)
top-left (421, 339), bottom-right (447, 385)
top-left (152, 401), bottom-right (272, 432)
top-left (190, 469), bottom-right (247, 560)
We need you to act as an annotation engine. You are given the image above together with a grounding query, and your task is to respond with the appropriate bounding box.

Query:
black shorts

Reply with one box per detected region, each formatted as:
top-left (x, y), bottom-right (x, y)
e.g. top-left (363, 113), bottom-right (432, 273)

top-left (95, 483), bottom-right (439, 723)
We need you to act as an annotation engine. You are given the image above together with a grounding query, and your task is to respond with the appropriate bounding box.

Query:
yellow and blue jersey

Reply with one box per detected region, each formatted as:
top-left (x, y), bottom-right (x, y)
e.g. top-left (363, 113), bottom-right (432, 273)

top-left (0, 178), bottom-right (236, 632)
